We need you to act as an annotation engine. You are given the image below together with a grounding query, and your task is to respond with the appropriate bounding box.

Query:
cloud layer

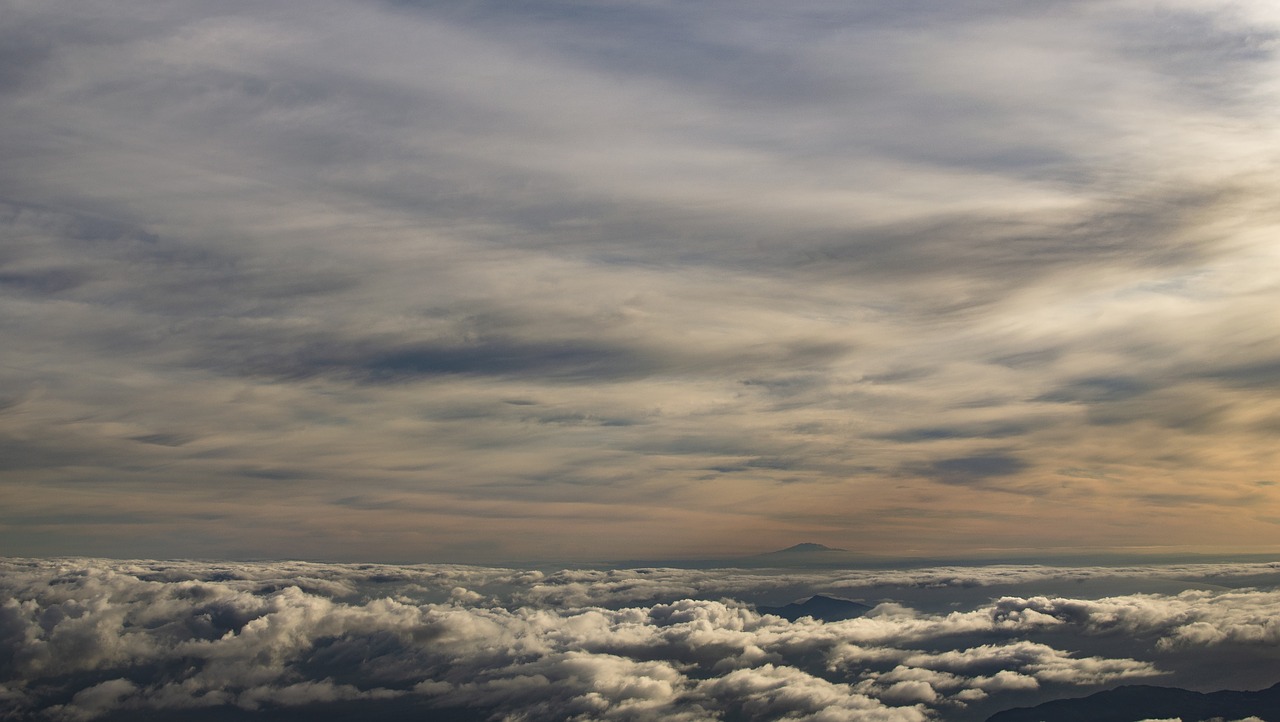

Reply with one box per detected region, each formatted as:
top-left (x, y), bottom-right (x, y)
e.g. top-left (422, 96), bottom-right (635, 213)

top-left (5, 558), bottom-right (1280, 721)
top-left (2, 0), bottom-right (1280, 560)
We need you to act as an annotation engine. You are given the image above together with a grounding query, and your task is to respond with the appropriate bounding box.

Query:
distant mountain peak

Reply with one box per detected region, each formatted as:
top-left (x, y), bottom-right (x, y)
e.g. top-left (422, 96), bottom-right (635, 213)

top-left (757, 594), bottom-right (871, 622)
top-left (769, 542), bottom-right (847, 554)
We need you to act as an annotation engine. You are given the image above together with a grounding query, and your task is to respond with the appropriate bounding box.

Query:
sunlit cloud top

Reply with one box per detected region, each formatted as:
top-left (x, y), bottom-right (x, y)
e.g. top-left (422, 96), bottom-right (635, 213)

top-left (2, 0), bottom-right (1280, 562)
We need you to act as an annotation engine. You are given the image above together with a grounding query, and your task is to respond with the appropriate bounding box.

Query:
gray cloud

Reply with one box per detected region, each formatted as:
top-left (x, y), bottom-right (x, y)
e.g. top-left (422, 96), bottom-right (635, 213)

top-left (128, 433), bottom-right (196, 447)
top-left (1200, 358), bottom-right (1280, 390)
top-left (1035, 377), bottom-right (1154, 405)
top-left (875, 422), bottom-right (1040, 444)
top-left (241, 337), bottom-right (662, 384)
top-left (913, 453), bottom-right (1031, 487)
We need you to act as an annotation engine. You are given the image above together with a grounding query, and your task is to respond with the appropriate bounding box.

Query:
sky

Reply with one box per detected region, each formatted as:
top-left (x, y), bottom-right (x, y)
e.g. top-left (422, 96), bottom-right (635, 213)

top-left (2, 0), bottom-right (1280, 563)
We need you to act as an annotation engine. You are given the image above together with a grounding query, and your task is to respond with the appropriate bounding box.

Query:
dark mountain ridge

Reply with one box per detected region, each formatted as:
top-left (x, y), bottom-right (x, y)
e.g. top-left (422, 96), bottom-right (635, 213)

top-left (987, 681), bottom-right (1280, 722)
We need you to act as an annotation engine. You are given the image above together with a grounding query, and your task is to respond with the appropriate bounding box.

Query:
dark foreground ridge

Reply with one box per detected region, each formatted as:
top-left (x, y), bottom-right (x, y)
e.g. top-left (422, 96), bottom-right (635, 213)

top-left (756, 594), bottom-right (871, 622)
top-left (986, 681), bottom-right (1280, 722)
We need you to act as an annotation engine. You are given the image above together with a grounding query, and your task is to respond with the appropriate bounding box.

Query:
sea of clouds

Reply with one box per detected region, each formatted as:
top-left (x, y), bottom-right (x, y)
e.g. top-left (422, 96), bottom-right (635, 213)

top-left (3, 558), bottom-right (1280, 721)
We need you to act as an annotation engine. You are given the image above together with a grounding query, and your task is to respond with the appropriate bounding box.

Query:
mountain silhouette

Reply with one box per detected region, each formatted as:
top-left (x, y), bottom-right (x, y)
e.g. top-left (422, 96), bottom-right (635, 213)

top-left (757, 594), bottom-right (871, 622)
top-left (764, 542), bottom-right (848, 554)
top-left (986, 681), bottom-right (1280, 722)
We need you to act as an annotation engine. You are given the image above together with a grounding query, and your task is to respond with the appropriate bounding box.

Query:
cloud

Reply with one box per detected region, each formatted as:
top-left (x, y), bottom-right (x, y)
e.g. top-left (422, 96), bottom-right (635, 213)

top-left (2, 0), bottom-right (1280, 562)
top-left (697, 664), bottom-right (930, 722)
top-left (45, 679), bottom-right (140, 722)
top-left (912, 454), bottom-right (1031, 487)
top-left (6, 558), bottom-right (1280, 720)
top-left (873, 422), bottom-right (1040, 444)
top-left (1200, 359), bottom-right (1280, 390)
top-left (894, 641), bottom-right (1157, 686)
top-left (1035, 377), bottom-right (1154, 405)
top-left (241, 337), bottom-right (663, 384)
